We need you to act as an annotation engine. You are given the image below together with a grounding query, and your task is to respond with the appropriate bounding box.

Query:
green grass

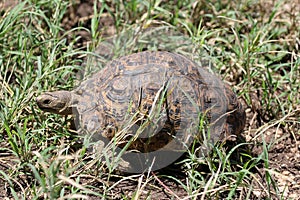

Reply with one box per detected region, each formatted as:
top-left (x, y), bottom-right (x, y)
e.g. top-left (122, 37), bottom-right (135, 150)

top-left (0, 0), bottom-right (299, 199)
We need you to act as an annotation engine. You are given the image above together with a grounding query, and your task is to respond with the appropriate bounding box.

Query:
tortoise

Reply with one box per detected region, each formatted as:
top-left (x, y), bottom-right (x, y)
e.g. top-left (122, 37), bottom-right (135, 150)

top-left (36, 51), bottom-right (245, 167)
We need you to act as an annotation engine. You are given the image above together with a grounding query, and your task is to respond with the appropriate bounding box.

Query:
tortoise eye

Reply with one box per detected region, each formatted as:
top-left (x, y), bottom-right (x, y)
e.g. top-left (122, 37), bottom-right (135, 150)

top-left (43, 99), bottom-right (51, 105)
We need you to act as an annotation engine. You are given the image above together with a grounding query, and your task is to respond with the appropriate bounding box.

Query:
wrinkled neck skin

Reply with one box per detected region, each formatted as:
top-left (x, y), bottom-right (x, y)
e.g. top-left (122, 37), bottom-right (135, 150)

top-left (36, 91), bottom-right (80, 115)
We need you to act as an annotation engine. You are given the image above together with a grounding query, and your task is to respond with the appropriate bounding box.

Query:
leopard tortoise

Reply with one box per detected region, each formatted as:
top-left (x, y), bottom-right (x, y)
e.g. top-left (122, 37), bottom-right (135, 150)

top-left (36, 51), bottom-right (246, 157)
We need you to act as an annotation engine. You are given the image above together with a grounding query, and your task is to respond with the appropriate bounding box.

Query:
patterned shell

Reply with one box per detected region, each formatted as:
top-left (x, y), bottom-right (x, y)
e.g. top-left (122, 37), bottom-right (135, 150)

top-left (66, 51), bottom-right (246, 153)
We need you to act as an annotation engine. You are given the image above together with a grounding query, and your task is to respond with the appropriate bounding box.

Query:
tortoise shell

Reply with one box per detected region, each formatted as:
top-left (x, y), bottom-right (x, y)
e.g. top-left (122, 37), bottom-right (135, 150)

top-left (36, 51), bottom-right (246, 153)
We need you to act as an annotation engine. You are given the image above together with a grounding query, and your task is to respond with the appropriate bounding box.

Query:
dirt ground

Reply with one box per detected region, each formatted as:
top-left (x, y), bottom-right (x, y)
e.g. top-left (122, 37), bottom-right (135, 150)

top-left (0, 0), bottom-right (299, 199)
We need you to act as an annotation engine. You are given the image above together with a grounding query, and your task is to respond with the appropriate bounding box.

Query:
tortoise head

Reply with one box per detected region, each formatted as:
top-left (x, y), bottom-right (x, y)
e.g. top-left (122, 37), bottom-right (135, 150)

top-left (36, 91), bottom-right (76, 115)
